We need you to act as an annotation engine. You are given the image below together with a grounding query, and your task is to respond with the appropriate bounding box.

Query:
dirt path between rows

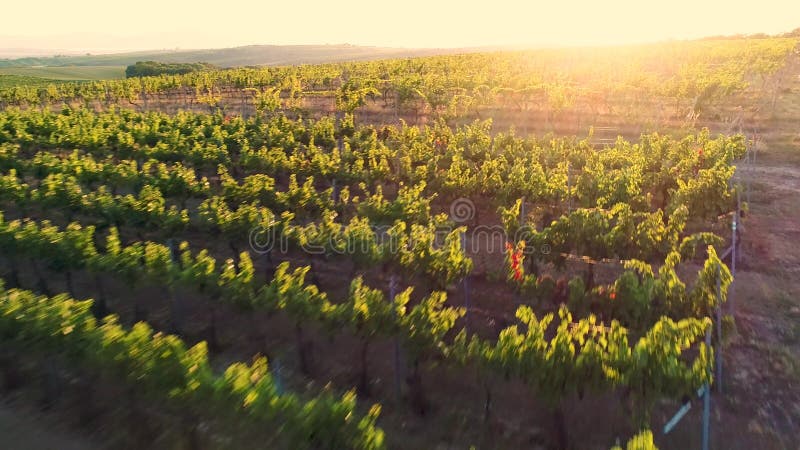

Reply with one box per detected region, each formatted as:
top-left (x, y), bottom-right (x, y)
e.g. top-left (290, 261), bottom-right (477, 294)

top-left (739, 164), bottom-right (800, 194)
top-left (0, 400), bottom-right (98, 450)
top-left (712, 59), bottom-right (800, 449)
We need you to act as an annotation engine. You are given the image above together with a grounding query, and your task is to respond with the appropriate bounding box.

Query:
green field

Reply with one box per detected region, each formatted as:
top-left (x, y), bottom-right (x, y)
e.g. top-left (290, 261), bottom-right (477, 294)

top-left (0, 74), bottom-right (64, 88)
top-left (0, 65), bottom-right (125, 81)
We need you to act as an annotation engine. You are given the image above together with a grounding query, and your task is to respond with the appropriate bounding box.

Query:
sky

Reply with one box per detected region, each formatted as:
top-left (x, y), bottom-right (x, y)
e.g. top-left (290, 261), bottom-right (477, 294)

top-left (2, 0), bottom-right (799, 54)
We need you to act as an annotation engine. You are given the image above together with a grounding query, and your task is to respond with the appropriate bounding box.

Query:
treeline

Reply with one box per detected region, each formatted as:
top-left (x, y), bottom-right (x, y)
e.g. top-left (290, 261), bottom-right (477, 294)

top-left (700, 27), bottom-right (800, 40)
top-left (125, 60), bottom-right (217, 78)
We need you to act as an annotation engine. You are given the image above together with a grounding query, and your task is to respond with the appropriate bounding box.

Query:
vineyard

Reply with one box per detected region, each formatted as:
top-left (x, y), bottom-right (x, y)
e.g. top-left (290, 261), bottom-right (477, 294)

top-left (0, 35), bottom-right (798, 449)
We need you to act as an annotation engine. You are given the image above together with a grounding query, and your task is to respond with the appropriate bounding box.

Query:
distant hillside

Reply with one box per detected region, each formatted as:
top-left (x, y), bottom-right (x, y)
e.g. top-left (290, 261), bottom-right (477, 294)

top-left (0, 44), bottom-right (490, 69)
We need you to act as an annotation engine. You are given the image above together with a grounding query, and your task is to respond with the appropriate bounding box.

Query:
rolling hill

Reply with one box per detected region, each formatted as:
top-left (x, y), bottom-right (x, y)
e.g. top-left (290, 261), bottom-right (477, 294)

top-left (0, 44), bottom-right (491, 69)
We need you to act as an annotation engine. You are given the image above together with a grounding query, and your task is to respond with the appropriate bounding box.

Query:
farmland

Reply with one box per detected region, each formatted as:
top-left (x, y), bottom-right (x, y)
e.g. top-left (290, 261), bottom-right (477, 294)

top-left (0, 75), bottom-right (64, 89)
top-left (0, 66), bottom-right (126, 82)
top-left (0, 36), bottom-right (798, 450)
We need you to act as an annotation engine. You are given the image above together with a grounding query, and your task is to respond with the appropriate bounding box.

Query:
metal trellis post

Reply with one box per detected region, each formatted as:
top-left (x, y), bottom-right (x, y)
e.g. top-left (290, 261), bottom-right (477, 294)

top-left (702, 324), bottom-right (712, 450)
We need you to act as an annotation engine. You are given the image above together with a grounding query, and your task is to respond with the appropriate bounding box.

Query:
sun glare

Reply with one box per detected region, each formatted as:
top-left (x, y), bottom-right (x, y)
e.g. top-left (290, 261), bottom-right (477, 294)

top-left (2, 0), bottom-right (798, 51)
